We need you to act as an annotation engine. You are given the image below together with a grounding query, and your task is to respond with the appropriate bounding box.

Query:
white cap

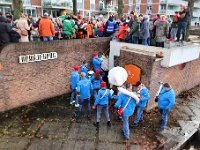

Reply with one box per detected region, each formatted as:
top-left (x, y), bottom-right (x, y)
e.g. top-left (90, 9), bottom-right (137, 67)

top-left (43, 12), bottom-right (49, 17)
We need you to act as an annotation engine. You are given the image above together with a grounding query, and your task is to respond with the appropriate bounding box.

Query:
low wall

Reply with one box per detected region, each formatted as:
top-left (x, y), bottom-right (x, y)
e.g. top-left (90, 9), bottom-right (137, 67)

top-left (115, 49), bottom-right (200, 110)
top-left (0, 38), bottom-right (110, 112)
top-left (190, 29), bottom-right (200, 36)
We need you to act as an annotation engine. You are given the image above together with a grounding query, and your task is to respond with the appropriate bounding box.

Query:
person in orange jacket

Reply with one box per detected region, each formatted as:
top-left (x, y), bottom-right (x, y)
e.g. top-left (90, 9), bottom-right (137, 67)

top-left (115, 22), bottom-right (129, 41)
top-left (39, 13), bottom-right (55, 41)
top-left (86, 23), bottom-right (93, 38)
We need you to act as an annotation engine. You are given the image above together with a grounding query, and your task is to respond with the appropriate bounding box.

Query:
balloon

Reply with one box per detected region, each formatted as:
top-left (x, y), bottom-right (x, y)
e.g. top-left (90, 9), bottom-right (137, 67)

top-left (108, 67), bottom-right (128, 86)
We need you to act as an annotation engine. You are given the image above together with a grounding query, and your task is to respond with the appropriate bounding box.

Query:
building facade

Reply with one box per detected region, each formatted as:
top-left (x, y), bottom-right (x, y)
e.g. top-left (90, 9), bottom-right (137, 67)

top-left (0, 0), bottom-right (199, 24)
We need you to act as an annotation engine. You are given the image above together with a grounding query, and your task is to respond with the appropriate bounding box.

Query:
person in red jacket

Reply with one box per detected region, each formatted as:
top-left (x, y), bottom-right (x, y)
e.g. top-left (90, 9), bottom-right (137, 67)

top-left (39, 13), bottom-right (55, 41)
top-left (170, 11), bottom-right (179, 41)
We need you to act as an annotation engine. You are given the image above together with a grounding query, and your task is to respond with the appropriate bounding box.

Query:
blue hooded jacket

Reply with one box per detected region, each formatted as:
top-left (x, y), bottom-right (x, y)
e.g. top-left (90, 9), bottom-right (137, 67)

top-left (90, 75), bottom-right (102, 89)
top-left (115, 93), bottom-right (137, 117)
top-left (70, 71), bottom-right (80, 89)
top-left (138, 86), bottom-right (150, 107)
top-left (76, 77), bottom-right (93, 99)
top-left (80, 64), bottom-right (88, 78)
top-left (158, 87), bottom-right (175, 110)
top-left (94, 88), bottom-right (112, 106)
top-left (92, 57), bottom-right (101, 71)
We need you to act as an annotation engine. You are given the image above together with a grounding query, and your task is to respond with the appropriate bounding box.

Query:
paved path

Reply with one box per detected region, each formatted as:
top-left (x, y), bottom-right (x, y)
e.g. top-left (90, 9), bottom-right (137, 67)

top-left (0, 86), bottom-right (200, 150)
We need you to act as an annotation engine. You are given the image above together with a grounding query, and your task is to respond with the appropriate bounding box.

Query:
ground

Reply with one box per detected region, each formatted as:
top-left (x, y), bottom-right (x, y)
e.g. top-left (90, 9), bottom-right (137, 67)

top-left (0, 85), bottom-right (200, 150)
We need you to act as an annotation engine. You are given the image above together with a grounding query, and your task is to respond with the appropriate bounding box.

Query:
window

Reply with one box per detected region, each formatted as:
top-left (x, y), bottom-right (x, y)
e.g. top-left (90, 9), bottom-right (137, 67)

top-left (146, 5), bottom-right (152, 14)
top-left (135, 5), bottom-right (140, 14)
top-left (146, 6), bottom-right (152, 11)
top-left (90, 0), bottom-right (95, 10)
top-left (128, 6), bottom-right (133, 13)
top-left (99, 0), bottom-right (105, 11)
top-left (23, 0), bottom-right (31, 5)
top-left (24, 7), bottom-right (37, 17)
top-left (77, 0), bottom-right (83, 9)
top-left (136, 0), bottom-right (141, 4)
top-left (128, 0), bottom-right (133, 5)
top-left (160, 4), bottom-right (166, 10)
top-left (113, 0), bottom-right (116, 6)
top-left (147, 0), bottom-right (152, 3)
top-left (0, 6), bottom-right (11, 15)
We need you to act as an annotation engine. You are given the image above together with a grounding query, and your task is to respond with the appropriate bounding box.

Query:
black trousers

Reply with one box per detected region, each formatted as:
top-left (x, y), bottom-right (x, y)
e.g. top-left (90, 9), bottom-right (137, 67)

top-left (156, 42), bottom-right (164, 48)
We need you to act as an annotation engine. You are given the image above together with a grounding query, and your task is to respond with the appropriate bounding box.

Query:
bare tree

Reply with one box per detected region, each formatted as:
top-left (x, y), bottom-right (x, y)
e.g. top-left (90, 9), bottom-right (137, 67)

top-left (186, 0), bottom-right (196, 41)
top-left (12, 0), bottom-right (23, 19)
top-left (117, 0), bottom-right (124, 20)
top-left (73, 0), bottom-right (77, 16)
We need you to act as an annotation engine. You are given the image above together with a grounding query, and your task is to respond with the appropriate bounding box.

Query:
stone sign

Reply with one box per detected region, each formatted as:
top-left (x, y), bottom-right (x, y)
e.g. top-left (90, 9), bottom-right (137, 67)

top-left (19, 52), bottom-right (58, 64)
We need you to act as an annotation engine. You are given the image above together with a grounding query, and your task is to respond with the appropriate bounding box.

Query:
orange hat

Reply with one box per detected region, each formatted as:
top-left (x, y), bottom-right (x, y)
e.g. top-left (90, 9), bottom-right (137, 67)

top-left (96, 69), bottom-right (101, 74)
top-left (93, 53), bottom-right (98, 57)
top-left (101, 81), bottom-right (106, 88)
top-left (74, 65), bottom-right (80, 71)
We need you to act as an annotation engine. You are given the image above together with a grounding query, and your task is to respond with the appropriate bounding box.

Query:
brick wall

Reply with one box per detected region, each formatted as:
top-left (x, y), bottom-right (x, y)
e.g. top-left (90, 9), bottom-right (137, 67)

top-left (152, 4), bottom-right (159, 14)
top-left (84, 0), bottom-right (90, 10)
top-left (115, 49), bottom-right (200, 110)
top-left (32, 0), bottom-right (41, 6)
top-left (0, 38), bottom-right (110, 112)
top-left (114, 50), bottom-right (155, 88)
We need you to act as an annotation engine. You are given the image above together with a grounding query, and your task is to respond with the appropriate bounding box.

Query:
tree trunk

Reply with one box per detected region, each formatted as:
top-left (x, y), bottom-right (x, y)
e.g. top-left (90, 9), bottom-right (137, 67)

top-left (186, 0), bottom-right (195, 41)
top-left (73, 0), bottom-right (77, 16)
top-left (117, 0), bottom-right (124, 20)
top-left (12, 0), bottom-right (23, 19)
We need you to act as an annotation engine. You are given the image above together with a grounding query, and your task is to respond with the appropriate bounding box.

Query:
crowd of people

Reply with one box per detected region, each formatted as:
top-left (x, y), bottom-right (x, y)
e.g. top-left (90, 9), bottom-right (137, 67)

top-left (0, 3), bottom-right (190, 48)
top-left (70, 53), bottom-right (176, 140)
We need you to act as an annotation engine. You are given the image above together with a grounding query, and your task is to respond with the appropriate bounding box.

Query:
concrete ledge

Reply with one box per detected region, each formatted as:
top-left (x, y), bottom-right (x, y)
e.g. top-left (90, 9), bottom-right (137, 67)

top-left (109, 41), bottom-right (164, 70)
top-left (161, 43), bottom-right (200, 67)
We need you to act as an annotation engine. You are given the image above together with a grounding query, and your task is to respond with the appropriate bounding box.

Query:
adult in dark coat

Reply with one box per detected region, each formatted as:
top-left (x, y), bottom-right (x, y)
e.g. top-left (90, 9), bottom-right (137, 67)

top-left (0, 16), bottom-right (11, 47)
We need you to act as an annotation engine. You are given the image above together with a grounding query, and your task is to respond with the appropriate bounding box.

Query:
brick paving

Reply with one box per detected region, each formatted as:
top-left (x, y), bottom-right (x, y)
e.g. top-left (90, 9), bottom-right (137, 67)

top-left (0, 85), bottom-right (200, 149)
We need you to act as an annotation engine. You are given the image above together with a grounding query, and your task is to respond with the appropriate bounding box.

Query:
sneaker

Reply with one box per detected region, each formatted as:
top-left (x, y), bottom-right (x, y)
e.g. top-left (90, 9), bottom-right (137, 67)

top-left (139, 120), bottom-right (144, 123)
top-left (87, 115), bottom-right (91, 120)
top-left (75, 104), bottom-right (79, 108)
top-left (157, 128), bottom-right (164, 132)
top-left (181, 41), bottom-right (186, 46)
top-left (107, 121), bottom-right (111, 127)
top-left (70, 100), bottom-right (75, 105)
top-left (130, 123), bottom-right (139, 127)
top-left (93, 122), bottom-right (99, 128)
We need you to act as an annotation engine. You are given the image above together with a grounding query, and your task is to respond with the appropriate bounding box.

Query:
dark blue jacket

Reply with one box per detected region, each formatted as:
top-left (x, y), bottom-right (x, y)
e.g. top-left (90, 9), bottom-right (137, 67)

top-left (158, 87), bottom-right (175, 110)
top-left (70, 71), bottom-right (80, 89)
top-left (94, 88), bottom-right (112, 106)
top-left (115, 93), bottom-right (137, 117)
top-left (114, 23), bottom-right (120, 32)
top-left (90, 75), bottom-right (102, 89)
top-left (138, 86), bottom-right (150, 108)
top-left (106, 20), bottom-right (115, 33)
top-left (77, 77), bottom-right (93, 99)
